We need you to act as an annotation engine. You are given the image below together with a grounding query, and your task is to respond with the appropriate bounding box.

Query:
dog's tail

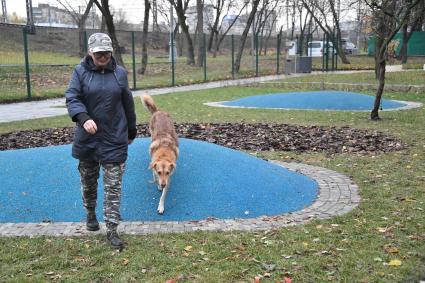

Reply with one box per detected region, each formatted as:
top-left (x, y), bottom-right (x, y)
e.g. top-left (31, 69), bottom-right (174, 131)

top-left (142, 95), bottom-right (158, 114)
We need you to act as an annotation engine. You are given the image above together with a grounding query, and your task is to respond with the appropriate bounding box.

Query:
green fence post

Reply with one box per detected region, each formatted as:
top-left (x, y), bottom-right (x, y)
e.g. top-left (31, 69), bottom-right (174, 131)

top-left (255, 33), bottom-right (259, 77)
top-left (326, 33), bottom-right (329, 72)
top-left (309, 33), bottom-right (313, 57)
top-left (276, 32), bottom-right (281, 74)
top-left (322, 33), bottom-right (325, 72)
top-left (331, 30), bottom-right (335, 71)
top-left (203, 33), bottom-right (207, 81)
top-left (231, 34), bottom-right (235, 79)
top-left (84, 31), bottom-right (88, 54)
top-left (335, 33), bottom-right (338, 70)
top-left (23, 28), bottom-right (31, 100)
top-left (131, 31), bottom-right (136, 90)
top-left (171, 32), bottom-right (175, 86)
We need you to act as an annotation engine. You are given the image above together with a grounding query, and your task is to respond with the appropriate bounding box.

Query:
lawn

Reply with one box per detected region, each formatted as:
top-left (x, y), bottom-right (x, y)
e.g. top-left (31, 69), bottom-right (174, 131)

top-left (281, 70), bottom-right (425, 86)
top-left (2, 46), bottom-right (424, 103)
top-left (0, 77), bottom-right (424, 282)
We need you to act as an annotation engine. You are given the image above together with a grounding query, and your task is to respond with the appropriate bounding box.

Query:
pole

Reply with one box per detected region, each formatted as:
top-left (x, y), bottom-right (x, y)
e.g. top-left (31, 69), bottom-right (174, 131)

top-left (203, 33), bottom-right (207, 81)
top-left (23, 28), bottom-right (31, 100)
top-left (326, 33), bottom-right (329, 71)
top-left (131, 31), bottom-right (136, 90)
top-left (251, 0), bottom-right (255, 69)
top-left (276, 31), bottom-right (281, 74)
top-left (171, 32), bottom-right (175, 86)
top-left (83, 30), bottom-right (88, 54)
top-left (255, 33), bottom-right (259, 76)
top-left (169, 3), bottom-right (175, 86)
top-left (231, 34), bottom-right (235, 79)
top-left (322, 33), bottom-right (325, 72)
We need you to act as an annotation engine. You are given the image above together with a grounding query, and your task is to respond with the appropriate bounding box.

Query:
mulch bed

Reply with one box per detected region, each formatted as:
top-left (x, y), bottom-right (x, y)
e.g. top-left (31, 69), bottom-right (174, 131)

top-left (0, 123), bottom-right (405, 154)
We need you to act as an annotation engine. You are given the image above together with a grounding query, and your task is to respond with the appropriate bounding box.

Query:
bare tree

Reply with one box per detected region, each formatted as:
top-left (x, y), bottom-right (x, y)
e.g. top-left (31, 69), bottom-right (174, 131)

top-left (93, 0), bottom-right (125, 68)
top-left (169, 0), bottom-right (195, 65)
top-left (301, 0), bottom-right (350, 64)
top-left (209, 1), bottom-right (248, 56)
top-left (398, 0), bottom-right (425, 63)
top-left (56, 0), bottom-right (95, 57)
top-left (365, 0), bottom-right (422, 120)
top-left (114, 8), bottom-right (131, 30)
top-left (234, 0), bottom-right (261, 73)
top-left (139, 0), bottom-right (151, 75)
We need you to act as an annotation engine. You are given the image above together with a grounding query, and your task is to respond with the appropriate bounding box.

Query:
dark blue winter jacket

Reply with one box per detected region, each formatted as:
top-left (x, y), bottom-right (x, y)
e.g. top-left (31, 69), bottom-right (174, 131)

top-left (65, 56), bottom-right (137, 163)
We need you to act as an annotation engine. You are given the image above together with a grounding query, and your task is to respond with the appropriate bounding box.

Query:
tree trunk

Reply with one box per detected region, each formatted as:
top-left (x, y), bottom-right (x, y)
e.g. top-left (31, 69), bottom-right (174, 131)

top-left (78, 24), bottom-right (86, 57)
top-left (234, 0), bottom-right (260, 73)
top-left (95, 0), bottom-right (125, 68)
top-left (371, 55), bottom-right (386, 120)
top-left (399, 23), bottom-right (409, 63)
top-left (196, 0), bottom-right (204, 67)
top-left (172, 0), bottom-right (195, 65)
top-left (139, 0), bottom-right (150, 75)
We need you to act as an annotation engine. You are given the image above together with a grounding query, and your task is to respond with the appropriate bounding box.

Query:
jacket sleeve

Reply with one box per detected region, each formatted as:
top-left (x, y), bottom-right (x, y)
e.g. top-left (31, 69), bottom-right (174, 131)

top-left (120, 72), bottom-right (137, 138)
top-left (65, 67), bottom-right (89, 123)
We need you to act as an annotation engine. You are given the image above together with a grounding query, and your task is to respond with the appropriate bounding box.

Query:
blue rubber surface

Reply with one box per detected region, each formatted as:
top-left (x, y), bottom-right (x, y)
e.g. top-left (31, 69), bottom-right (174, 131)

top-left (0, 138), bottom-right (317, 223)
top-left (221, 91), bottom-right (406, 110)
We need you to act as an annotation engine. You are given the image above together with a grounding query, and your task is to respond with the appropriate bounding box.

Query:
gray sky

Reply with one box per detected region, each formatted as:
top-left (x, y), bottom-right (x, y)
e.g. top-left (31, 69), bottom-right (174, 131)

top-left (3, 0), bottom-right (146, 23)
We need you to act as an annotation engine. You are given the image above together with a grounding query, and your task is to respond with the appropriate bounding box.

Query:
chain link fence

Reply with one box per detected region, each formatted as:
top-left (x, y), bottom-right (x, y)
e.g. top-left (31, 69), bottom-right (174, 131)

top-left (0, 24), bottom-right (293, 103)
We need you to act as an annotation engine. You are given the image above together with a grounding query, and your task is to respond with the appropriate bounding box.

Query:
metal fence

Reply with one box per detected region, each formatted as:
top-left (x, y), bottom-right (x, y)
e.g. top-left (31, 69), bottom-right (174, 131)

top-left (0, 24), bottom-right (294, 102)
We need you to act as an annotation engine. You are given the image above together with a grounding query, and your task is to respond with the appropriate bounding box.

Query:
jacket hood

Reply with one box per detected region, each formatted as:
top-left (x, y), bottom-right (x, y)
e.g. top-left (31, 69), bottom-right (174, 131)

top-left (81, 55), bottom-right (117, 72)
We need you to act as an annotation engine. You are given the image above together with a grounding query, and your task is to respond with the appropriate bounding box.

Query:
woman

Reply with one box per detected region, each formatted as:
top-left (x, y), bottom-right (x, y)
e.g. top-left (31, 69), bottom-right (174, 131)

top-left (65, 33), bottom-right (137, 250)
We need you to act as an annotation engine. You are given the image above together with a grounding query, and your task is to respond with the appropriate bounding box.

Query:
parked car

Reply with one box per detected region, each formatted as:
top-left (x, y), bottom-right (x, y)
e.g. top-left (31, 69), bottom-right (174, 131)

top-left (342, 41), bottom-right (358, 54)
top-left (307, 41), bottom-right (336, 57)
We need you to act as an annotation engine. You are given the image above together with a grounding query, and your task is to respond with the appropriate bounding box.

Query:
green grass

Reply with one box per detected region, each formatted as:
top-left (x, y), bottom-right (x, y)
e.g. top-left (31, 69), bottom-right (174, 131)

top-left (1, 79), bottom-right (425, 281)
top-left (281, 70), bottom-right (425, 85)
top-left (2, 49), bottom-right (424, 103)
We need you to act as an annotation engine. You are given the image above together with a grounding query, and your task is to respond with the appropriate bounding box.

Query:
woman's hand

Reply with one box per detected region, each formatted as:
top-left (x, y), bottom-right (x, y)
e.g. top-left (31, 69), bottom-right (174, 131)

top-left (83, 119), bottom-right (98, 134)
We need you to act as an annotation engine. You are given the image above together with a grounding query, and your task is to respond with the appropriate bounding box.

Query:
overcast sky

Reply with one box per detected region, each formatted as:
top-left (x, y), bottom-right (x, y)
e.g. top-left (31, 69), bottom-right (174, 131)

top-left (3, 0), bottom-right (146, 23)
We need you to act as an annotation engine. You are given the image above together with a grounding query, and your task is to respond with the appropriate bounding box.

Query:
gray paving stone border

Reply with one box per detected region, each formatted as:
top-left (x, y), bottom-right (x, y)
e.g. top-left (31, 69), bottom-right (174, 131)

top-left (0, 162), bottom-right (360, 237)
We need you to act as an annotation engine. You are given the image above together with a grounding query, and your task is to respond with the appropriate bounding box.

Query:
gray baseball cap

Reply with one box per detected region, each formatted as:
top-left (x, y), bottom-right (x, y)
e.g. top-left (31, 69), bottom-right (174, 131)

top-left (88, 33), bottom-right (113, 53)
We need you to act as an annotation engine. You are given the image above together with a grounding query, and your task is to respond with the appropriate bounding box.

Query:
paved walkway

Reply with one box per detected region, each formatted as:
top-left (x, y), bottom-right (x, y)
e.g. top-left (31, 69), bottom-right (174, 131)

top-left (0, 161), bottom-right (360, 237)
top-left (0, 71), bottom-right (377, 123)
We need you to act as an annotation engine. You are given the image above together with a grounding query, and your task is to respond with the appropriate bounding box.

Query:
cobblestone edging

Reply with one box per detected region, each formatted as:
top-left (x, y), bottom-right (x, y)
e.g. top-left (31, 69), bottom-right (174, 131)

top-left (0, 162), bottom-right (360, 237)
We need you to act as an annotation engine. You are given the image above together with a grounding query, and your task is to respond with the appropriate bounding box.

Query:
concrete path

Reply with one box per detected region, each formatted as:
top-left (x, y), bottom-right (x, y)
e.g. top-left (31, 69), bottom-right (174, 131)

top-left (0, 71), bottom-right (374, 123)
top-left (2, 68), bottom-right (417, 123)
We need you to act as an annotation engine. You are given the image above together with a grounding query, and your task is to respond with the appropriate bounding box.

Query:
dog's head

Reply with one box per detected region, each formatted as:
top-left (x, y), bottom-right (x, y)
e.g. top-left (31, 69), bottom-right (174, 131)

top-left (150, 159), bottom-right (176, 189)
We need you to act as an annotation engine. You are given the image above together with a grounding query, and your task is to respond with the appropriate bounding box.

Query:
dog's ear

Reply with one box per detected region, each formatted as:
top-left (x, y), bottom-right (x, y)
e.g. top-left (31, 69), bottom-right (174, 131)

top-left (170, 163), bottom-right (176, 170)
top-left (149, 161), bottom-right (157, 169)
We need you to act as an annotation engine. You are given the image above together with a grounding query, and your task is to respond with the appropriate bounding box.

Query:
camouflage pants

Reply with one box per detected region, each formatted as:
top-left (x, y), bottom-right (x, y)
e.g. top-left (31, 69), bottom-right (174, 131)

top-left (78, 160), bottom-right (125, 228)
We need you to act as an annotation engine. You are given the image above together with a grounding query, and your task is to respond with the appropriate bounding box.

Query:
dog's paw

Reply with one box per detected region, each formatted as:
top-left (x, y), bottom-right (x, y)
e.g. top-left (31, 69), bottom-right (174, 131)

top-left (157, 206), bottom-right (164, 214)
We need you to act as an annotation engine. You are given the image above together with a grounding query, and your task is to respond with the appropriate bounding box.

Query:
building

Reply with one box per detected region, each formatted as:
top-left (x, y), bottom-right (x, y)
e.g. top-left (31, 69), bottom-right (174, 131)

top-left (33, 3), bottom-right (99, 28)
top-left (221, 10), bottom-right (277, 36)
top-left (185, 4), bottom-right (214, 33)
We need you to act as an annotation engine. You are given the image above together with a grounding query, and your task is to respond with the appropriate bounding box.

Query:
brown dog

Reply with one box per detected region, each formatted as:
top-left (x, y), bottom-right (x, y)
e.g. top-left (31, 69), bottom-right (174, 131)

top-left (142, 95), bottom-right (179, 214)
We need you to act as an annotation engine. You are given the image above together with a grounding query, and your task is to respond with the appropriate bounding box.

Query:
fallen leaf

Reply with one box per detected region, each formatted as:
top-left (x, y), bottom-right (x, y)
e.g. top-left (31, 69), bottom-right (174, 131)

top-left (388, 259), bottom-right (402, 266)
top-left (284, 276), bottom-right (292, 283)
top-left (184, 245), bottom-right (193, 252)
top-left (122, 258), bottom-right (129, 265)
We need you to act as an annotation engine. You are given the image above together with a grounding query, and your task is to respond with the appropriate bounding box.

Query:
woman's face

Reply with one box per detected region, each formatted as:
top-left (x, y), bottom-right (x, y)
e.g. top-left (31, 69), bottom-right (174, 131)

top-left (90, 51), bottom-right (112, 69)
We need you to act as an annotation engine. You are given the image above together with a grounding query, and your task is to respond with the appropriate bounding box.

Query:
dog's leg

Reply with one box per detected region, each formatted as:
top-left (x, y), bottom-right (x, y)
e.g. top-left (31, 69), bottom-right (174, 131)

top-left (157, 184), bottom-right (169, 214)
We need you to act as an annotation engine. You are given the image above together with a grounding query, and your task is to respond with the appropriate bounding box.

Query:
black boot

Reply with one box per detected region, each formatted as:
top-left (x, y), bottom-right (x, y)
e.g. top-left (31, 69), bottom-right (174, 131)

top-left (86, 210), bottom-right (100, 231)
top-left (106, 230), bottom-right (124, 250)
